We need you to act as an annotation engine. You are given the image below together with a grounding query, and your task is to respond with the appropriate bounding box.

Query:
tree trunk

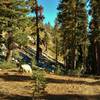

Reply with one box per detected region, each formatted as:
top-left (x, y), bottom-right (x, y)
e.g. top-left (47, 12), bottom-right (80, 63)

top-left (35, 3), bottom-right (40, 64)
top-left (55, 39), bottom-right (58, 67)
top-left (95, 41), bottom-right (100, 75)
top-left (5, 49), bottom-right (12, 61)
top-left (64, 55), bottom-right (67, 68)
top-left (73, 49), bottom-right (78, 69)
top-left (97, 41), bottom-right (100, 74)
top-left (82, 42), bottom-right (88, 70)
top-left (63, 49), bottom-right (68, 69)
top-left (44, 32), bottom-right (48, 52)
top-left (71, 48), bottom-right (75, 69)
top-left (91, 40), bottom-right (97, 74)
top-left (5, 31), bottom-right (13, 62)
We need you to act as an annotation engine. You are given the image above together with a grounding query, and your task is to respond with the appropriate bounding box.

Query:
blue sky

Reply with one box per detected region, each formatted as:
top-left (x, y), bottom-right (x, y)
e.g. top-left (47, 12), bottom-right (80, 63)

top-left (31, 0), bottom-right (92, 27)
top-left (38, 0), bottom-right (92, 26)
top-left (38, 0), bottom-right (60, 26)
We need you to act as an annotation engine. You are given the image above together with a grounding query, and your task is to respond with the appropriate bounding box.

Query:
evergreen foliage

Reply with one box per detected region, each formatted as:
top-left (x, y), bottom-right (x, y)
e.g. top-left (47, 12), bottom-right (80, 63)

top-left (57, 0), bottom-right (88, 71)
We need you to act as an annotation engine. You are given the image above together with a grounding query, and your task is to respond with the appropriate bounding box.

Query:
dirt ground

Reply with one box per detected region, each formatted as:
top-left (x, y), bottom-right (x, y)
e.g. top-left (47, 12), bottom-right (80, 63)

top-left (0, 69), bottom-right (100, 100)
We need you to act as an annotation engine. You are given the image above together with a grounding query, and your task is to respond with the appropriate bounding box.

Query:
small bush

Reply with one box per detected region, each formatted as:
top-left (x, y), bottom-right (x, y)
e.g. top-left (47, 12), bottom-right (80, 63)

top-left (55, 65), bottom-right (64, 75)
top-left (66, 66), bottom-right (85, 76)
top-left (32, 68), bottom-right (47, 99)
top-left (31, 58), bottom-right (36, 67)
top-left (0, 61), bottom-right (16, 69)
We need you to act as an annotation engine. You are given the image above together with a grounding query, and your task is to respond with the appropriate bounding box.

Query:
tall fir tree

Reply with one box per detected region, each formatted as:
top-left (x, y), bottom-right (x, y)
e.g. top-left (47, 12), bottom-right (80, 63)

top-left (89, 0), bottom-right (100, 74)
top-left (57, 0), bottom-right (88, 70)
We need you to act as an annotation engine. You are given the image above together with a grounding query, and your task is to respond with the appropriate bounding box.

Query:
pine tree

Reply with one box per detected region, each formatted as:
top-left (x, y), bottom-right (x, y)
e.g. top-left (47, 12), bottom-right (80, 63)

top-left (53, 19), bottom-right (61, 67)
top-left (76, 0), bottom-right (88, 70)
top-left (0, 0), bottom-right (35, 61)
top-left (89, 0), bottom-right (100, 74)
top-left (57, 0), bottom-right (87, 70)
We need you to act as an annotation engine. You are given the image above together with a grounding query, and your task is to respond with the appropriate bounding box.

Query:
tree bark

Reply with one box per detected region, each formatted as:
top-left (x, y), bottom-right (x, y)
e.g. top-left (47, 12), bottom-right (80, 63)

top-left (5, 31), bottom-right (13, 61)
top-left (63, 49), bottom-right (68, 69)
top-left (55, 39), bottom-right (58, 67)
top-left (82, 42), bottom-right (88, 70)
top-left (73, 49), bottom-right (78, 69)
top-left (95, 41), bottom-right (100, 75)
top-left (35, 1), bottom-right (40, 64)
top-left (5, 49), bottom-right (12, 61)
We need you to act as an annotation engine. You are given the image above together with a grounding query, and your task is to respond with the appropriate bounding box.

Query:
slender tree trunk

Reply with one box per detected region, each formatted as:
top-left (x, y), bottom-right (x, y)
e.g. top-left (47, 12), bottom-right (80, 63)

top-left (45, 41), bottom-right (47, 51)
top-left (91, 40), bottom-right (96, 74)
top-left (71, 48), bottom-right (78, 69)
top-left (5, 49), bottom-right (12, 61)
top-left (64, 55), bottom-right (67, 68)
top-left (82, 42), bottom-right (88, 71)
top-left (36, 27), bottom-right (40, 63)
top-left (71, 48), bottom-right (75, 69)
top-left (73, 49), bottom-right (78, 69)
top-left (91, 39), bottom-right (99, 74)
top-left (55, 38), bottom-right (58, 67)
top-left (63, 49), bottom-right (68, 69)
top-left (35, 1), bottom-right (40, 64)
top-left (5, 31), bottom-right (13, 61)
top-left (95, 41), bottom-right (100, 75)
top-left (97, 41), bottom-right (100, 74)
top-left (44, 32), bottom-right (48, 51)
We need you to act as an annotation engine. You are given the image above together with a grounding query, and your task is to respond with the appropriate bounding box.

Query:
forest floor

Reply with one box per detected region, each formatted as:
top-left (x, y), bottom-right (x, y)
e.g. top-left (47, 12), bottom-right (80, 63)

top-left (0, 69), bottom-right (100, 100)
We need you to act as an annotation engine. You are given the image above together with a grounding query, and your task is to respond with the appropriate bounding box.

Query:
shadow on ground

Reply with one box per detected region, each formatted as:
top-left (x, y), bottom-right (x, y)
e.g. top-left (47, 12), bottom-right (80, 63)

top-left (45, 94), bottom-right (100, 100)
top-left (0, 74), bottom-right (32, 82)
top-left (1, 92), bottom-right (100, 100)
top-left (0, 72), bottom-right (100, 84)
top-left (24, 46), bottom-right (64, 72)
top-left (0, 92), bottom-right (32, 100)
top-left (47, 77), bottom-right (100, 85)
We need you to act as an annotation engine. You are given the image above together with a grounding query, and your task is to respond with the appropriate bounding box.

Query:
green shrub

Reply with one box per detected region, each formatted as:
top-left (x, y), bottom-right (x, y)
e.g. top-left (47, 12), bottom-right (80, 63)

top-left (55, 65), bottom-right (64, 75)
top-left (14, 30), bottom-right (29, 47)
top-left (32, 68), bottom-right (46, 98)
top-left (0, 61), bottom-right (16, 69)
top-left (66, 66), bottom-right (84, 76)
top-left (31, 58), bottom-right (36, 67)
